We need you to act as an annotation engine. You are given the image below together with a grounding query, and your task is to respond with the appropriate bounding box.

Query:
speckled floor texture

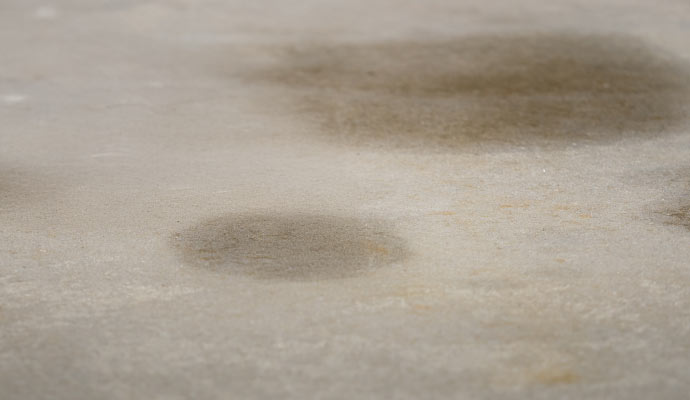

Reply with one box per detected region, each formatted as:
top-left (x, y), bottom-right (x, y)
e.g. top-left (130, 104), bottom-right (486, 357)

top-left (2, 1), bottom-right (690, 399)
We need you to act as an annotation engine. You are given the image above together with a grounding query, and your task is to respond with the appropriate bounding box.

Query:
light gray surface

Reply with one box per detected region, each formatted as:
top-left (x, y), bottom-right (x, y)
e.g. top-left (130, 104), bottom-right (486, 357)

top-left (2, 1), bottom-right (690, 399)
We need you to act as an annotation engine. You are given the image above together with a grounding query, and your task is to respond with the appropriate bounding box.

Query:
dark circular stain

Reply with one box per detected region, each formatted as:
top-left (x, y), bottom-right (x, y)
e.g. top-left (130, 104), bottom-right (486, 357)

top-left (171, 213), bottom-right (408, 281)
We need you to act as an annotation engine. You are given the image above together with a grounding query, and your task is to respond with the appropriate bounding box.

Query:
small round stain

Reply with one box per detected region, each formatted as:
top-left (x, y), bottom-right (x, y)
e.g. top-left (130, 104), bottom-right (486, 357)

top-left (172, 213), bottom-right (408, 281)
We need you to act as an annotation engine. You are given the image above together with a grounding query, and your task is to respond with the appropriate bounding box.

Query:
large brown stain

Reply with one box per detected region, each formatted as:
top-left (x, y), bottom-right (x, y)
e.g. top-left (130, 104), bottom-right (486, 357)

top-left (248, 33), bottom-right (690, 150)
top-left (171, 213), bottom-right (408, 281)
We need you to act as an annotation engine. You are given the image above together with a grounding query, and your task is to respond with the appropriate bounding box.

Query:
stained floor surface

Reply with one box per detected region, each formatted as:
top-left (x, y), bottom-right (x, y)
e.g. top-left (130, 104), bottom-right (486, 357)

top-left (250, 33), bottom-right (690, 149)
top-left (173, 213), bottom-right (408, 280)
top-left (2, 1), bottom-right (690, 400)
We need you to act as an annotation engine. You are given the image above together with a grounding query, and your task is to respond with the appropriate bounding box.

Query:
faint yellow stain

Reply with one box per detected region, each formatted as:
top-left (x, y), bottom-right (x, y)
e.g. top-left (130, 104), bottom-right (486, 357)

top-left (531, 368), bottom-right (579, 385)
top-left (364, 241), bottom-right (390, 255)
top-left (428, 211), bottom-right (457, 216)
top-left (500, 203), bottom-right (530, 209)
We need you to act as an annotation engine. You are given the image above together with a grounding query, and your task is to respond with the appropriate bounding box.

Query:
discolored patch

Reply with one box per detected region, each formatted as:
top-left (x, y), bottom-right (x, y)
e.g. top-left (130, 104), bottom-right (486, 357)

top-left (248, 33), bottom-right (690, 150)
top-left (0, 165), bottom-right (61, 210)
top-left (662, 204), bottom-right (690, 231)
top-left (171, 213), bottom-right (408, 280)
top-left (531, 367), bottom-right (579, 385)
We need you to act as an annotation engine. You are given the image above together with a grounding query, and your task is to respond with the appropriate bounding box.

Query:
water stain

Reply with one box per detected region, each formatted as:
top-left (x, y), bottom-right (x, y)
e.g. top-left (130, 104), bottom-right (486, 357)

top-left (248, 32), bottom-right (690, 150)
top-left (172, 213), bottom-right (408, 281)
